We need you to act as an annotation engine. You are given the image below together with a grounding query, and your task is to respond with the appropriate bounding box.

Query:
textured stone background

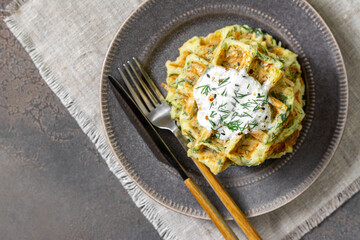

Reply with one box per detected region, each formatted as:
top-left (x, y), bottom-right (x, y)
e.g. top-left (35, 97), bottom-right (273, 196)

top-left (0, 0), bottom-right (359, 239)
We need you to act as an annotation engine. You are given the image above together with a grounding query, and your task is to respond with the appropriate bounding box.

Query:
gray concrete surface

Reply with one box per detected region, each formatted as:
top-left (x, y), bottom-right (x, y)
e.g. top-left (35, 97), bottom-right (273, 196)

top-left (0, 1), bottom-right (359, 239)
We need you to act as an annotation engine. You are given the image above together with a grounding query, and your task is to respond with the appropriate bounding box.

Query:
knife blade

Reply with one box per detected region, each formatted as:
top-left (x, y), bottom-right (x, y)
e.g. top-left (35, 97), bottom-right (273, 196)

top-left (108, 75), bottom-right (188, 180)
top-left (108, 75), bottom-right (238, 240)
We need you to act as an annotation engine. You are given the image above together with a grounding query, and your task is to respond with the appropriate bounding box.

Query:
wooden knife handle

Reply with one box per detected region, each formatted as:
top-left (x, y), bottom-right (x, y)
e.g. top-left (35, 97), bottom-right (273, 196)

top-left (184, 178), bottom-right (238, 240)
top-left (192, 159), bottom-right (262, 240)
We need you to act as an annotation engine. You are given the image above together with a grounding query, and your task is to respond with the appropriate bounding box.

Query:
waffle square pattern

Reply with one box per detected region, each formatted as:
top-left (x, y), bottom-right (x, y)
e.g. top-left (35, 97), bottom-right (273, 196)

top-left (165, 25), bottom-right (305, 174)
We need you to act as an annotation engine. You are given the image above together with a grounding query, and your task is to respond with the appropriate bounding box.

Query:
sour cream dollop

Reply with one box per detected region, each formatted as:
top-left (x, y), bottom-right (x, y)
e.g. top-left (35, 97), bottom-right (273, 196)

top-left (193, 66), bottom-right (272, 140)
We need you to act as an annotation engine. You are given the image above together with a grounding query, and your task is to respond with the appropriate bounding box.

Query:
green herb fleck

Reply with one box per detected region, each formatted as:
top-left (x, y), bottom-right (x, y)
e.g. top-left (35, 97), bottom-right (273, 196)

top-left (240, 102), bottom-right (251, 110)
top-left (257, 43), bottom-right (268, 54)
top-left (254, 28), bottom-right (264, 38)
top-left (219, 109), bottom-right (230, 114)
top-left (242, 112), bottom-right (253, 118)
top-left (218, 77), bottom-right (230, 86)
top-left (253, 105), bottom-right (261, 111)
top-left (231, 112), bottom-right (239, 120)
top-left (218, 103), bottom-right (227, 109)
top-left (248, 122), bottom-right (259, 129)
top-left (196, 84), bottom-right (211, 95)
top-left (234, 91), bottom-right (248, 98)
top-left (242, 25), bottom-right (253, 33)
top-left (209, 119), bottom-right (216, 127)
top-left (261, 94), bottom-right (269, 106)
top-left (224, 120), bottom-right (243, 132)
top-left (210, 102), bottom-right (214, 109)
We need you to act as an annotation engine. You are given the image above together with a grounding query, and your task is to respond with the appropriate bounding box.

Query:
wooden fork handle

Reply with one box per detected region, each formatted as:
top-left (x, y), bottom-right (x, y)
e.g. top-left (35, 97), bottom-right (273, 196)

top-left (184, 178), bottom-right (238, 240)
top-left (192, 159), bottom-right (262, 240)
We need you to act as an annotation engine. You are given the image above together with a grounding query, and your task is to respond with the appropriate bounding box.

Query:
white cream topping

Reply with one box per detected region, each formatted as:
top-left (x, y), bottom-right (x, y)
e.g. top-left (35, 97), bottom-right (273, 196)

top-left (193, 66), bottom-right (272, 140)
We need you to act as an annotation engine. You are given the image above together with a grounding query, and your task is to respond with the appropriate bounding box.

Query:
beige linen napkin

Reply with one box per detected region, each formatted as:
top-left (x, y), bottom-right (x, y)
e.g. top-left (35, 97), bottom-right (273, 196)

top-left (4, 0), bottom-right (360, 239)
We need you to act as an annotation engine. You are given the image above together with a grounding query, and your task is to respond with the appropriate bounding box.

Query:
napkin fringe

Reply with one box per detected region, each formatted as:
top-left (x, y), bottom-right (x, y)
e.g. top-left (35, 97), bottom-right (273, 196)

top-left (285, 177), bottom-right (360, 240)
top-left (4, 1), bottom-right (358, 239)
top-left (4, 8), bottom-right (178, 240)
top-left (117, 165), bottom-right (180, 240)
top-left (5, 0), bottom-right (27, 14)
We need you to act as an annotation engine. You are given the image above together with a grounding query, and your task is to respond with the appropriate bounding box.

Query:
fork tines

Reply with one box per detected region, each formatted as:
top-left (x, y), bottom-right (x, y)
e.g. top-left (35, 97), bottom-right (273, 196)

top-left (118, 58), bottom-right (164, 114)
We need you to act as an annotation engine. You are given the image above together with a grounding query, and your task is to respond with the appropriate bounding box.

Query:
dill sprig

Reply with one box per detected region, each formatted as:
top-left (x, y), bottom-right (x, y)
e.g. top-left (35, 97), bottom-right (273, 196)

top-left (219, 109), bottom-right (230, 114)
top-left (196, 84), bottom-right (211, 95)
top-left (248, 122), bottom-right (259, 129)
top-left (218, 77), bottom-right (230, 86)
top-left (261, 94), bottom-right (269, 106)
top-left (234, 91), bottom-right (248, 98)
top-left (210, 102), bottom-right (214, 109)
top-left (253, 105), bottom-right (261, 111)
top-left (209, 119), bottom-right (216, 127)
top-left (242, 112), bottom-right (253, 118)
top-left (218, 103), bottom-right (227, 109)
top-left (224, 120), bottom-right (242, 132)
top-left (231, 112), bottom-right (239, 120)
top-left (239, 124), bottom-right (248, 133)
top-left (240, 102), bottom-right (251, 110)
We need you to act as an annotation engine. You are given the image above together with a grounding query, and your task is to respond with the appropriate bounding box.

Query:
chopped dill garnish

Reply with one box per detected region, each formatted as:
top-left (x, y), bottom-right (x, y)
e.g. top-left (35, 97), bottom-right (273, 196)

top-left (196, 84), bottom-right (211, 95)
top-left (253, 105), bottom-right (261, 111)
top-left (242, 112), bottom-right (253, 118)
top-left (210, 102), bottom-right (214, 109)
top-left (210, 111), bottom-right (217, 118)
top-left (209, 119), bottom-right (216, 127)
top-left (234, 91), bottom-right (248, 98)
top-left (261, 94), bottom-right (269, 106)
top-left (219, 109), bottom-right (230, 114)
top-left (218, 77), bottom-right (230, 86)
top-left (231, 112), bottom-right (239, 120)
top-left (240, 102), bottom-right (251, 110)
top-left (224, 121), bottom-right (238, 131)
top-left (239, 124), bottom-right (248, 133)
top-left (248, 122), bottom-right (259, 129)
top-left (218, 103), bottom-right (227, 109)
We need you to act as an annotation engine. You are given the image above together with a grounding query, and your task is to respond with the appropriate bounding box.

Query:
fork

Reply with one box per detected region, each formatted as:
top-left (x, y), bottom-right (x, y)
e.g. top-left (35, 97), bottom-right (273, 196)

top-left (118, 58), bottom-right (262, 240)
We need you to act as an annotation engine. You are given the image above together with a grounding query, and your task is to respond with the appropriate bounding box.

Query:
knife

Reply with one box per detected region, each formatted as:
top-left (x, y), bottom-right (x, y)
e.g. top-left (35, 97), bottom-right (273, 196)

top-left (108, 75), bottom-right (238, 240)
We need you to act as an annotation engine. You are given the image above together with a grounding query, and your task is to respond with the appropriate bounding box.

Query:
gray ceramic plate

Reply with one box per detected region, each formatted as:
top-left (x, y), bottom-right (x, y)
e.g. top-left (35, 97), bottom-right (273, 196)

top-left (100, 0), bottom-right (348, 219)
